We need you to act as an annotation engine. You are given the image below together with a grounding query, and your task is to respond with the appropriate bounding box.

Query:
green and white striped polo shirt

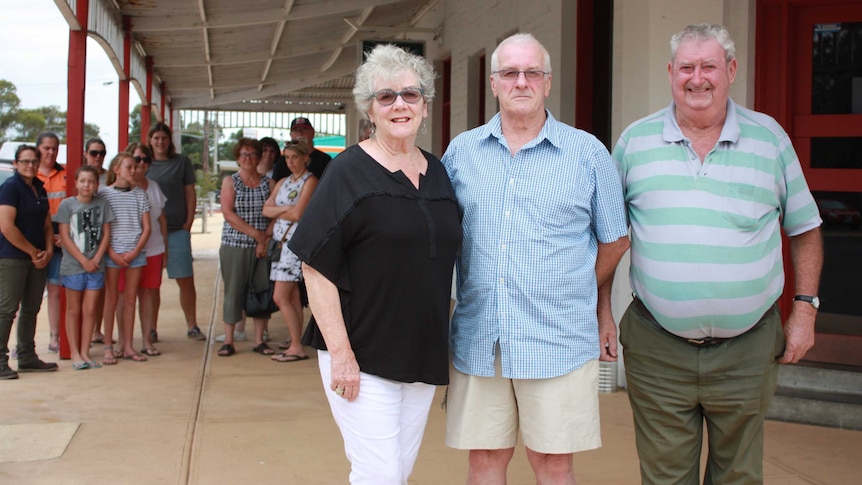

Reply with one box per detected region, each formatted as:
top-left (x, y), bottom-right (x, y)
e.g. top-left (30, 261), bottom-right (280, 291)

top-left (613, 99), bottom-right (821, 338)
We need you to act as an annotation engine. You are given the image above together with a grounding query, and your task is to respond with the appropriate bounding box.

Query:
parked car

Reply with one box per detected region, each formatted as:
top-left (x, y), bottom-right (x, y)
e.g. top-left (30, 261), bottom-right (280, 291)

top-left (0, 141), bottom-right (67, 165)
top-left (817, 199), bottom-right (861, 230)
top-left (0, 163), bottom-right (14, 186)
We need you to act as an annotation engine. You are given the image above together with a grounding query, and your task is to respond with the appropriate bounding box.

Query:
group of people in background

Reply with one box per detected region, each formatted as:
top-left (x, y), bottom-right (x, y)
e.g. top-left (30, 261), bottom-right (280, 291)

top-left (0, 24), bottom-right (824, 485)
top-left (0, 112), bottom-right (333, 375)
top-left (0, 122), bottom-right (206, 376)
top-left (213, 117), bottom-right (328, 362)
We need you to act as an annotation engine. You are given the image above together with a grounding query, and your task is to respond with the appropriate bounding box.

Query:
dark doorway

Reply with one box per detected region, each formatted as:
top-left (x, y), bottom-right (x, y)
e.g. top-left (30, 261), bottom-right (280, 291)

top-left (575, 0), bottom-right (613, 148)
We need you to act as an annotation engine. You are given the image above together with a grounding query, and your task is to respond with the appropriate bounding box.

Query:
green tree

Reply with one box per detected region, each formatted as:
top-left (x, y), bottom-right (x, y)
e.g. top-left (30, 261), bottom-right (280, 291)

top-left (195, 169), bottom-right (219, 199)
top-left (129, 104), bottom-right (142, 142)
top-left (220, 128), bottom-right (243, 162)
top-left (12, 106), bottom-right (100, 143)
top-left (84, 122), bottom-right (101, 141)
top-left (0, 80), bottom-right (101, 144)
top-left (0, 79), bottom-right (21, 143)
top-left (13, 109), bottom-right (46, 142)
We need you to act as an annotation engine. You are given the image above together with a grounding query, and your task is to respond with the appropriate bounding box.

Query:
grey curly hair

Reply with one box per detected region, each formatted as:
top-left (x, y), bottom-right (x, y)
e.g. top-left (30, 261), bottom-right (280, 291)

top-left (353, 44), bottom-right (436, 121)
top-left (670, 24), bottom-right (736, 63)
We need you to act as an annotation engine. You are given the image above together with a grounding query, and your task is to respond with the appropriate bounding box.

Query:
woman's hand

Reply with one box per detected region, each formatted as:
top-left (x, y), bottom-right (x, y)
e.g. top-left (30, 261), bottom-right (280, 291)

top-left (110, 250), bottom-right (129, 267)
top-left (255, 240), bottom-right (266, 259)
top-left (32, 250), bottom-right (50, 269)
top-left (82, 258), bottom-right (100, 273)
top-left (122, 250), bottom-right (140, 265)
top-left (330, 351), bottom-right (361, 401)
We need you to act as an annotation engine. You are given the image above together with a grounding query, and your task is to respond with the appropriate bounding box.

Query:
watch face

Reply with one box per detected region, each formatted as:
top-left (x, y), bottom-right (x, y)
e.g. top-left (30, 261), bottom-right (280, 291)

top-left (811, 296), bottom-right (820, 310)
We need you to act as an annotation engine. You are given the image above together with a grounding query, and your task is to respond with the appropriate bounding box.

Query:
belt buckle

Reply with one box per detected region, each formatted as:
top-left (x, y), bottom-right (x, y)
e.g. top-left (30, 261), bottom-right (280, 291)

top-left (686, 338), bottom-right (707, 346)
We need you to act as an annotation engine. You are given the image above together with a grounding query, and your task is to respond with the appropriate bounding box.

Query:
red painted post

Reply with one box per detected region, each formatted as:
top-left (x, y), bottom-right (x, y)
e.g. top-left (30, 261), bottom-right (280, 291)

top-left (118, 16), bottom-right (131, 151)
top-left (160, 81), bottom-right (166, 122)
top-left (140, 57), bottom-right (153, 141)
top-left (60, 0), bottom-right (90, 360)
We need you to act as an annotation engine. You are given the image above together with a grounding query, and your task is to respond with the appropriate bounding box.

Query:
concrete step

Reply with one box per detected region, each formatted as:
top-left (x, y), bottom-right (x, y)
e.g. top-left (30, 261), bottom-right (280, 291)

top-left (767, 364), bottom-right (862, 430)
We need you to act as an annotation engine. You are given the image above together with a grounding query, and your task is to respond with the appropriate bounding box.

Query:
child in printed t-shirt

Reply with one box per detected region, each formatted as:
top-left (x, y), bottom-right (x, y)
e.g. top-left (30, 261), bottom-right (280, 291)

top-left (98, 153), bottom-right (151, 364)
top-left (55, 165), bottom-right (115, 369)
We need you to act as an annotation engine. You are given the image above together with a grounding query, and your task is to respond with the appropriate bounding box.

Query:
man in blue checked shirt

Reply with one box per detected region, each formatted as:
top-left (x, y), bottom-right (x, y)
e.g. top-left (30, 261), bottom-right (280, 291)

top-left (441, 33), bottom-right (629, 484)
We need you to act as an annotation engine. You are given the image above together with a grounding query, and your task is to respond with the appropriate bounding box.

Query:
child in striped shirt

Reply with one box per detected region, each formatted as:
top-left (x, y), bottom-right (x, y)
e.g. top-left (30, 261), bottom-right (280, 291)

top-left (98, 153), bottom-right (151, 364)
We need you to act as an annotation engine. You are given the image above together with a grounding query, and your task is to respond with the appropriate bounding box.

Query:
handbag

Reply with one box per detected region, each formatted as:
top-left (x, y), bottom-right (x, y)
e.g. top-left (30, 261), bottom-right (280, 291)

top-left (266, 222), bottom-right (293, 262)
top-left (245, 257), bottom-right (278, 318)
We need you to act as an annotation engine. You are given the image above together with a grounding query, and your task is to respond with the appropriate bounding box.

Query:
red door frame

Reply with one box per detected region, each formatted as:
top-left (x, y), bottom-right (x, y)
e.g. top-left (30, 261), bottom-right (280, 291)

top-left (755, 0), bottom-right (862, 317)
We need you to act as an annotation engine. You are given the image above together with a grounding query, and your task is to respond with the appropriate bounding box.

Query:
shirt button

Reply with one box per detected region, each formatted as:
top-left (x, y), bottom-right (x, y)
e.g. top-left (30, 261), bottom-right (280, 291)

top-left (509, 178), bottom-right (515, 185)
top-left (504, 211), bottom-right (510, 217)
top-left (501, 244), bottom-right (506, 250)
top-left (499, 278), bottom-right (505, 284)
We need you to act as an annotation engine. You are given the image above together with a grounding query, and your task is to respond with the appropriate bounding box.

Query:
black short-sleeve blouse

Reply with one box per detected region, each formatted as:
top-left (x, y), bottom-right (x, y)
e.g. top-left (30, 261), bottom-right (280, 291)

top-left (289, 144), bottom-right (462, 385)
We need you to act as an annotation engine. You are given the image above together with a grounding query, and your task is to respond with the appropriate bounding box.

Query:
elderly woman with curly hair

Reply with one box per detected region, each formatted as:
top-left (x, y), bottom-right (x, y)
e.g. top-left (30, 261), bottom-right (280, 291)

top-left (288, 44), bottom-right (462, 484)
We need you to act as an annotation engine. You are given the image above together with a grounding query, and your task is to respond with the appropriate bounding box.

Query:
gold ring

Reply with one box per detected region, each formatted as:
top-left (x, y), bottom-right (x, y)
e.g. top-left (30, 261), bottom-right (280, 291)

top-left (335, 386), bottom-right (345, 396)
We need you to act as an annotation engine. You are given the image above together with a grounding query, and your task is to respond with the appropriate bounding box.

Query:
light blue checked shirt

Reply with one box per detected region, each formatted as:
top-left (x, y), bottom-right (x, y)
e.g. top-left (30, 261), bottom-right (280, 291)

top-left (442, 111), bottom-right (628, 379)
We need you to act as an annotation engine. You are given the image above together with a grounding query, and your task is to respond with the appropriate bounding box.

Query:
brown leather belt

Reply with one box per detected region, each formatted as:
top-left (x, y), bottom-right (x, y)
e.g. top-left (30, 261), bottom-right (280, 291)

top-left (632, 296), bottom-right (733, 347)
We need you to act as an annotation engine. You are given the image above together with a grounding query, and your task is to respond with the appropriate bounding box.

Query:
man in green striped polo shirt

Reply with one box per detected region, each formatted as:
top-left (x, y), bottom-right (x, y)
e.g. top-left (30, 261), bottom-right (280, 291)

top-left (612, 24), bottom-right (823, 484)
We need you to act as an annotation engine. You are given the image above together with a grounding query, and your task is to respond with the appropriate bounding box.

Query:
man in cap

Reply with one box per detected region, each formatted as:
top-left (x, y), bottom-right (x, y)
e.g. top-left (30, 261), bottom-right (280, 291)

top-left (273, 117), bottom-right (332, 181)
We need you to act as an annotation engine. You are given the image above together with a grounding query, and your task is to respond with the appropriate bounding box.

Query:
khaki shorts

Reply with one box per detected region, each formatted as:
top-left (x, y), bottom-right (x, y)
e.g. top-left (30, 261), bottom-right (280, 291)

top-left (445, 356), bottom-right (601, 454)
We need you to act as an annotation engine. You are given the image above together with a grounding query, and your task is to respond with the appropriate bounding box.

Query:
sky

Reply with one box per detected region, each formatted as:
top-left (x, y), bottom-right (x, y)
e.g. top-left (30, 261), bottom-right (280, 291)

top-left (0, 0), bottom-right (137, 157)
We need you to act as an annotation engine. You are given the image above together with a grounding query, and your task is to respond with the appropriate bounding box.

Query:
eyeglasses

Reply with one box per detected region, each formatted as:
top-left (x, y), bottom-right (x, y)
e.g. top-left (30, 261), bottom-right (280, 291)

top-left (493, 70), bottom-right (549, 82)
top-left (369, 88), bottom-right (424, 106)
top-left (15, 159), bottom-right (40, 166)
top-left (238, 152), bottom-right (259, 159)
top-left (133, 155), bottom-right (151, 164)
top-left (89, 150), bottom-right (107, 157)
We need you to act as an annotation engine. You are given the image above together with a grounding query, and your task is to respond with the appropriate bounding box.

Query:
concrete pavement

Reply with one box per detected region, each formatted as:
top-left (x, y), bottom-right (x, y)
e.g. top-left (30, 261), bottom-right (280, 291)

top-left (1, 212), bottom-right (859, 484)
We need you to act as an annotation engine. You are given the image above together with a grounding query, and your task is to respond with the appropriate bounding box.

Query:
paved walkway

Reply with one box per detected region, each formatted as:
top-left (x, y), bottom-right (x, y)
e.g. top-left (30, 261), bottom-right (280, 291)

top-left (1, 212), bottom-right (859, 484)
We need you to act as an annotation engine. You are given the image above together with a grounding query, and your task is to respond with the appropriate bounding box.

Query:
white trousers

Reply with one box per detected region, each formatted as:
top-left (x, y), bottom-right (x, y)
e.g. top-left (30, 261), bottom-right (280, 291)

top-left (318, 350), bottom-right (436, 485)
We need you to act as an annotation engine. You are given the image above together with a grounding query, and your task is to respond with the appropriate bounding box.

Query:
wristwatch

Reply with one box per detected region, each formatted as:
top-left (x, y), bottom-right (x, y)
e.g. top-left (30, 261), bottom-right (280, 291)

top-left (793, 295), bottom-right (820, 310)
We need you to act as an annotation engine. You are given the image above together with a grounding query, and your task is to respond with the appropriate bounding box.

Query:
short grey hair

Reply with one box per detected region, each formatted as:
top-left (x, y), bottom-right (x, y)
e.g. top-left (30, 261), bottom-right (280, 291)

top-left (491, 33), bottom-right (552, 73)
top-left (670, 24), bottom-right (736, 63)
top-left (353, 44), bottom-right (436, 120)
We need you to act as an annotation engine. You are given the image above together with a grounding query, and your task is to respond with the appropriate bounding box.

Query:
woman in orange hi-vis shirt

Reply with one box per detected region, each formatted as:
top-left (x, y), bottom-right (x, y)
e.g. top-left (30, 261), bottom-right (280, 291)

top-left (35, 131), bottom-right (65, 354)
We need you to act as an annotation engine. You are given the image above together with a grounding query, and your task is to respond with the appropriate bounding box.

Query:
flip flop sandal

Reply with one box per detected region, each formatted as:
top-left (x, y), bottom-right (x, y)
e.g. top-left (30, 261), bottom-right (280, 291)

top-left (72, 361), bottom-right (89, 370)
top-left (217, 344), bottom-right (236, 357)
top-left (123, 353), bottom-right (148, 362)
top-left (252, 343), bottom-right (275, 355)
top-left (141, 347), bottom-right (161, 357)
top-left (272, 352), bottom-right (309, 362)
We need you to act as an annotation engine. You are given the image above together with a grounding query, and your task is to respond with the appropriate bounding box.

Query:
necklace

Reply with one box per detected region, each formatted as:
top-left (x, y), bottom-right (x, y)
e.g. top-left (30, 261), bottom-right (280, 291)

top-left (290, 170), bottom-right (307, 182)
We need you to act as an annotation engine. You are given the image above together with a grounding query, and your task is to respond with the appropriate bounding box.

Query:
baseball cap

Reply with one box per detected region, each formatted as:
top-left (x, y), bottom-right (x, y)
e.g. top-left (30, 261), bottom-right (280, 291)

top-left (290, 117), bottom-right (313, 130)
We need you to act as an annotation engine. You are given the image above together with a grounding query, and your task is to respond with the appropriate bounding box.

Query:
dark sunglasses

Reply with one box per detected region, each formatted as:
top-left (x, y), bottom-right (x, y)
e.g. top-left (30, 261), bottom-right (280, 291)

top-left (369, 88), bottom-right (424, 106)
top-left (89, 149), bottom-right (107, 157)
top-left (133, 155), bottom-right (151, 164)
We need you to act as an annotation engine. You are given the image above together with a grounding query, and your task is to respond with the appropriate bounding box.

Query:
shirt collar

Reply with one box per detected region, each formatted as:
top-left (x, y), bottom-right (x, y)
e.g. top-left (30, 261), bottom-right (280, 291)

top-left (12, 170), bottom-right (44, 190)
top-left (663, 98), bottom-right (741, 144)
top-left (480, 109), bottom-right (562, 150)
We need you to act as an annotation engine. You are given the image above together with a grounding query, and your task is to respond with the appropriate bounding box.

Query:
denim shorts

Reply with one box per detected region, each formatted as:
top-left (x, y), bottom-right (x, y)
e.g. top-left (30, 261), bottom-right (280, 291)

top-left (61, 272), bottom-right (106, 291)
top-left (47, 250), bottom-right (62, 285)
top-left (166, 230), bottom-right (194, 279)
top-left (105, 251), bottom-right (147, 269)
